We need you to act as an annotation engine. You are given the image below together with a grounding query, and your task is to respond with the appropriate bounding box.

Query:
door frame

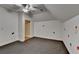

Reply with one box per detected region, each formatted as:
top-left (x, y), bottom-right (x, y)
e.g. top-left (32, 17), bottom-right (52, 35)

top-left (25, 20), bottom-right (31, 40)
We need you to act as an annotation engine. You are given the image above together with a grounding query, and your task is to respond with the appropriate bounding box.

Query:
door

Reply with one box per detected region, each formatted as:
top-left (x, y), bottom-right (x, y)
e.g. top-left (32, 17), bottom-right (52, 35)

top-left (25, 20), bottom-right (31, 40)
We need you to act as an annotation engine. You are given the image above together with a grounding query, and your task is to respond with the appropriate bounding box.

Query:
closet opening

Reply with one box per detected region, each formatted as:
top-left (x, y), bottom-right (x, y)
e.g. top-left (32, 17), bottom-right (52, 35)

top-left (25, 20), bottom-right (31, 40)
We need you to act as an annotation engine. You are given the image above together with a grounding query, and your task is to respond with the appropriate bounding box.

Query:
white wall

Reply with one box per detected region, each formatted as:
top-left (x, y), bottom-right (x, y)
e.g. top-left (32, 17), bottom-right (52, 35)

top-left (34, 20), bottom-right (63, 41)
top-left (30, 21), bottom-right (34, 37)
top-left (0, 7), bottom-right (18, 46)
top-left (18, 13), bottom-right (79, 54)
top-left (18, 13), bottom-right (34, 41)
top-left (63, 15), bottom-right (79, 54)
top-left (18, 12), bottom-right (25, 42)
top-left (1, 5), bottom-right (79, 54)
top-left (0, 7), bottom-right (33, 45)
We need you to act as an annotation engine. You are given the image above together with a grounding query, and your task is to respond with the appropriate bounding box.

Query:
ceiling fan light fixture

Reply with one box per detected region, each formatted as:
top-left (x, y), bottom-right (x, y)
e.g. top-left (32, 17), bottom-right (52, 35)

top-left (23, 9), bottom-right (28, 12)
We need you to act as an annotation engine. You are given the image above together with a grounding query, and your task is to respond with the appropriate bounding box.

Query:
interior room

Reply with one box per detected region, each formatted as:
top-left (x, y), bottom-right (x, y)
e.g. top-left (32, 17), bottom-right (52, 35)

top-left (0, 4), bottom-right (79, 54)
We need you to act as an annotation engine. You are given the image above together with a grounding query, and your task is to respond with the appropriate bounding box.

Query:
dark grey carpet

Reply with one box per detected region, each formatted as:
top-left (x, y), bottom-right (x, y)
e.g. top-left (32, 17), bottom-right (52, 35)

top-left (0, 37), bottom-right (69, 54)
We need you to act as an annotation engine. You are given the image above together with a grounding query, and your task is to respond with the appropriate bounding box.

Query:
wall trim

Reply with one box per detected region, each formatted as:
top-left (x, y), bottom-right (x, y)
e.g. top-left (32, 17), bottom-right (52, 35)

top-left (33, 36), bottom-right (63, 41)
top-left (33, 36), bottom-right (62, 41)
top-left (0, 40), bottom-right (18, 47)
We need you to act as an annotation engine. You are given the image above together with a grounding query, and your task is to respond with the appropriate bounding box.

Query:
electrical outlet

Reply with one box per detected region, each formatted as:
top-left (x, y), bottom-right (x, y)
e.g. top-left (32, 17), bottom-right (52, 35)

top-left (68, 34), bottom-right (70, 38)
top-left (12, 32), bottom-right (14, 35)
top-left (70, 43), bottom-right (72, 46)
top-left (8, 32), bottom-right (15, 40)
top-left (74, 26), bottom-right (78, 34)
top-left (75, 26), bottom-right (78, 29)
top-left (53, 32), bottom-right (55, 34)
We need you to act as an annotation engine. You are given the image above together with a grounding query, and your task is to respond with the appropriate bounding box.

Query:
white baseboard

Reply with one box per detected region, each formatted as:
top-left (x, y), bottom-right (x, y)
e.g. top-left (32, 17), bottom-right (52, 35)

top-left (62, 40), bottom-right (71, 54)
top-left (33, 36), bottom-right (63, 41)
top-left (0, 39), bottom-right (18, 46)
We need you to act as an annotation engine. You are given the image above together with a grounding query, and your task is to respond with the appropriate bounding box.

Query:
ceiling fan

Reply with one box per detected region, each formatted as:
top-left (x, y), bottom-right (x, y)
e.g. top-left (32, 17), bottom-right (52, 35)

top-left (22, 4), bottom-right (45, 12)
top-left (22, 4), bottom-right (47, 17)
top-left (0, 4), bottom-right (47, 17)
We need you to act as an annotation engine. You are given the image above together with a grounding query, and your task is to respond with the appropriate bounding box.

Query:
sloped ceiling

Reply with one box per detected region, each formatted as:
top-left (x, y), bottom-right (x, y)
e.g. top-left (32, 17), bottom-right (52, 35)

top-left (1, 4), bottom-right (79, 22)
top-left (45, 4), bottom-right (79, 22)
top-left (31, 11), bottom-right (57, 22)
top-left (30, 4), bottom-right (57, 22)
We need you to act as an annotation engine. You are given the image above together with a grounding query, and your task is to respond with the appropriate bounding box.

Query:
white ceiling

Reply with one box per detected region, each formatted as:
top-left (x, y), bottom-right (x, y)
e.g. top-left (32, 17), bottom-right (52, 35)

top-left (31, 4), bottom-right (79, 22)
top-left (45, 4), bottom-right (79, 22)
top-left (31, 11), bottom-right (57, 22)
top-left (1, 4), bottom-right (79, 22)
